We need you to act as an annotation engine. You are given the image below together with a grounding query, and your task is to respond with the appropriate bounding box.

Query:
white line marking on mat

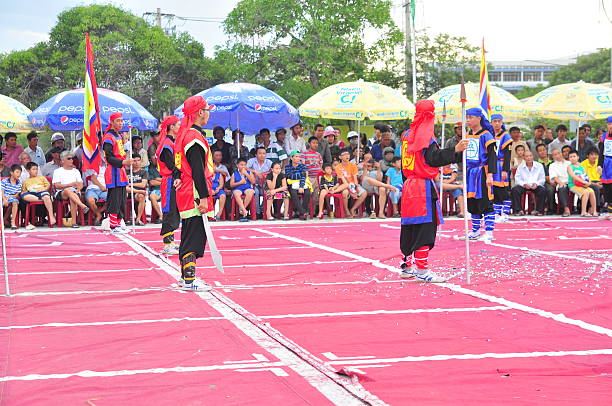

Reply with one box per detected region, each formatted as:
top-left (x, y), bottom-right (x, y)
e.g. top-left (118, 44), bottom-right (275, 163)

top-left (12, 287), bottom-right (169, 297)
top-left (200, 260), bottom-right (359, 269)
top-left (9, 268), bottom-right (155, 276)
top-left (8, 251), bottom-right (139, 261)
top-left (261, 306), bottom-right (510, 319)
top-left (254, 229), bottom-right (612, 339)
top-left (0, 316), bottom-right (226, 330)
top-left (482, 241), bottom-right (606, 265)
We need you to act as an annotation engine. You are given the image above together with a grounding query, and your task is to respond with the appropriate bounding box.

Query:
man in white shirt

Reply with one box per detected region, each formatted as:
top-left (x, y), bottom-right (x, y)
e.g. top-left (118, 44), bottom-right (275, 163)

top-left (548, 124), bottom-right (571, 155)
top-left (19, 152), bottom-right (31, 183)
top-left (548, 148), bottom-right (572, 216)
top-left (24, 131), bottom-right (46, 167)
top-left (52, 151), bottom-right (89, 227)
top-left (511, 151), bottom-right (546, 215)
top-left (285, 122), bottom-right (307, 154)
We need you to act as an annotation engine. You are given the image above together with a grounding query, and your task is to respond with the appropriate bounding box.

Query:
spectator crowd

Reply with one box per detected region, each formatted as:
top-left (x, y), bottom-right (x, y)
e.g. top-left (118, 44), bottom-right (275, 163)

top-left (0, 119), bottom-right (610, 230)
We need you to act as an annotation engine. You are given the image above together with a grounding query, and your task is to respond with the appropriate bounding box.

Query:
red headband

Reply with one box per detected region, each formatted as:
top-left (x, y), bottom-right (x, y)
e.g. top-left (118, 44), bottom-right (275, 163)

top-left (106, 112), bottom-right (124, 131)
top-left (156, 115), bottom-right (180, 159)
top-left (406, 100), bottom-right (435, 153)
top-left (176, 96), bottom-right (208, 143)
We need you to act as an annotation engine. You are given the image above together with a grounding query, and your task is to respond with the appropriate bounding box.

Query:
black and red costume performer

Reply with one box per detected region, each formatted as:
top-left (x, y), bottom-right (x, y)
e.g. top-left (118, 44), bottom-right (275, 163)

top-left (155, 115), bottom-right (182, 254)
top-left (399, 100), bottom-right (467, 283)
top-left (174, 95), bottom-right (215, 291)
top-left (102, 112), bottom-right (129, 232)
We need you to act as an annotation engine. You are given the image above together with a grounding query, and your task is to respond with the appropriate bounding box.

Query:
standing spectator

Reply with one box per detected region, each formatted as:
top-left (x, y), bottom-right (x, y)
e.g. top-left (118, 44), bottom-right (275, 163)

top-left (52, 151), bottom-right (88, 227)
top-left (73, 132), bottom-right (84, 166)
top-left (259, 128), bottom-right (288, 166)
top-left (571, 126), bottom-right (597, 161)
top-left (265, 162), bottom-right (290, 220)
top-left (314, 125), bottom-right (332, 164)
top-left (444, 123), bottom-right (463, 150)
top-left (326, 130), bottom-right (345, 162)
top-left (21, 162), bottom-right (56, 226)
top-left (527, 124), bottom-right (552, 156)
top-left (2, 133), bottom-right (24, 167)
top-left (1, 165), bottom-right (23, 229)
top-left (385, 157), bottom-right (404, 217)
top-left (368, 122), bottom-right (384, 147)
top-left (599, 118), bottom-right (612, 217)
top-left (45, 133), bottom-right (66, 162)
top-left (24, 131), bottom-right (46, 167)
top-left (285, 151), bottom-right (312, 220)
top-left (247, 146), bottom-right (272, 217)
top-left (83, 163), bottom-right (108, 225)
top-left (275, 128), bottom-right (288, 152)
top-left (18, 152), bottom-right (31, 183)
top-left (568, 150), bottom-right (597, 216)
top-left (370, 126), bottom-right (393, 161)
top-left (229, 130), bottom-right (250, 172)
top-left (316, 163), bottom-right (346, 219)
top-left (126, 153), bottom-right (148, 225)
top-left (511, 151), bottom-right (546, 215)
top-left (508, 126), bottom-right (528, 166)
top-left (131, 135), bottom-right (149, 169)
top-left (302, 136), bottom-right (323, 202)
top-left (511, 144), bottom-right (526, 172)
top-left (211, 126), bottom-right (232, 166)
top-left (536, 144), bottom-right (552, 167)
top-left (548, 124), bottom-right (571, 155)
top-left (581, 148), bottom-right (603, 212)
top-left (147, 155), bottom-right (163, 224)
top-left (41, 147), bottom-right (63, 177)
top-left (230, 157), bottom-right (256, 221)
top-left (285, 122), bottom-right (307, 154)
top-left (346, 131), bottom-right (360, 160)
top-left (336, 149), bottom-right (366, 218)
top-left (548, 148), bottom-right (572, 216)
top-left (147, 131), bottom-right (161, 164)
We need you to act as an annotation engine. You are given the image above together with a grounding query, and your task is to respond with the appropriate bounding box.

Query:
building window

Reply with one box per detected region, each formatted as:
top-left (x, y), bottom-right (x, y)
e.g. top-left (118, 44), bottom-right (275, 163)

top-left (503, 72), bottom-right (521, 82)
top-left (523, 71), bottom-right (541, 81)
top-left (543, 71), bottom-right (552, 80)
top-left (489, 72), bottom-right (501, 81)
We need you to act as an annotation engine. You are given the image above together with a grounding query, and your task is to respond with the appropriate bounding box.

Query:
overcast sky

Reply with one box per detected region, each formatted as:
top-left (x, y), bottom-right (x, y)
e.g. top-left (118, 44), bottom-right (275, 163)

top-left (2, 0), bottom-right (611, 61)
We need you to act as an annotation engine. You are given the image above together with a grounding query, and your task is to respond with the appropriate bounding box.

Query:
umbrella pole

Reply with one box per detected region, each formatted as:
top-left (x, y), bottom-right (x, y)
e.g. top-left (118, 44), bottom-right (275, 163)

top-left (439, 102), bottom-right (447, 227)
top-left (357, 120), bottom-right (361, 163)
top-left (236, 114), bottom-right (240, 159)
top-left (71, 131), bottom-right (76, 152)
top-left (0, 182), bottom-right (10, 296)
top-left (128, 127), bottom-right (136, 234)
top-left (460, 79), bottom-right (471, 285)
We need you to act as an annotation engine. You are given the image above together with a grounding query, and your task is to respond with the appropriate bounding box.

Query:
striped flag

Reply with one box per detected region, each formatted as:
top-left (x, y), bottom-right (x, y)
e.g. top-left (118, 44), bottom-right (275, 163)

top-left (82, 32), bottom-right (102, 172)
top-left (478, 38), bottom-right (490, 119)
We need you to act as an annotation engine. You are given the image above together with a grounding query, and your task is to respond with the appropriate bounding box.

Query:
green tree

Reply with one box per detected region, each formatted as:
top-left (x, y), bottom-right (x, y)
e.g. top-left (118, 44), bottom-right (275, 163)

top-left (548, 49), bottom-right (611, 85)
top-left (514, 84), bottom-right (547, 100)
top-left (221, 0), bottom-right (404, 107)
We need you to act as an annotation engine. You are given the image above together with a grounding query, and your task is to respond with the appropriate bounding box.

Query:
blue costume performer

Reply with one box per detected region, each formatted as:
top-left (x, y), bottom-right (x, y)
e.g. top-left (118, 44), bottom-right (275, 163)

top-left (464, 108), bottom-right (497, 241)
top-left (491, 114), bottom-right (512, 222)
top-left (600, 116), bottom-right (612, 217)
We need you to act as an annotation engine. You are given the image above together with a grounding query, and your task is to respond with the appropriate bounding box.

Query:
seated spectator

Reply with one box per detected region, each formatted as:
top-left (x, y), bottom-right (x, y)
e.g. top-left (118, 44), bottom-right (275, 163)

top-left (438, 162), bottom-right (465, 217)
top-left (548, 148), bottom-right (572, 216)
top-left (316, 163), bottom-right (347, 219)
top-left (21, 162), bottom-right (56, 226)
top-left (536, 144), bottom-right (554, 214)
top-left (126, 153), bottom-right (148, 225)
top-left (303, 136), bottom-right (323, 202)
top-left (380, 147), bottom-right (395, 173)
top-left (45, 133), bottom-right (66, 162)
top-left (84, 163), bottom-right (108, 226)
top-left (548, 124), bottom-right (571, 154)
top-left (274, 128), bottom-right (288, 156)
top-left (0, 154), bottom-right (9, 177)
top-left (571, 126), bottom-right (596, 161)
top-left (247, 146), bottom-right (273, 217)
top-left (18, 152), bottom-right (31, 182)
top-left (2, 165), bottom-right (23, 229)
top-left (561, 144), bottom-right (572, 161)
top-left (511, 151), bottom-right (546, 215)
top-left (326, 129), bottom-right (345, 162)
top-left (211, 165), bottom-right (227, 221)
top-left (536, 144), bottom-right (552, 166)
top-left (230, 157), bottom-right (256, 221)
top-left (285, 151), bottom-right (312, 220)
top-left (580, 147), bottom-right (603, 213)
top-left (265, 162), bottom-right (290, 220)
top-left (359, 158), bottom-right (397, 219)
top-left (259, 128), bottom-right (288, 167)
top-left (24, 131), bottom-right (46, 167)
top-left (568, 150), bottom-right (597, 216)
top-left (385, 157), bottom-right (403, 217)
top-left (2, 133), bottom-right (24, 167)
top-left (52, 151), bottom-right (88, 228)
top-left (130, 135), bottom-right (149, 169)
top-left (211, 126), bottom-right (232, 166)
top-left (147, 156), bottom-right (163, 223)
top-left (41, 147), bottom-right (63, 177)
top-left (336, 148), bottom-right (366, 218)
top-left (510, 144), bottom-right (526, 186)
top-left (370, 126), bottom-right (393, 161)
top-left (229, 130), bottom-right (250, 172)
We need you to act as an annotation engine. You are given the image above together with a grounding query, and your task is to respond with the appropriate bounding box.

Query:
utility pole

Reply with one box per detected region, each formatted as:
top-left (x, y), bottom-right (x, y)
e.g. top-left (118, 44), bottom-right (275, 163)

top-left (404, 1), bottom-right (418, 102)
top-left (156, 8), bottom-right (162, 27)
top-left (404, 1), bottom-right (412, 99)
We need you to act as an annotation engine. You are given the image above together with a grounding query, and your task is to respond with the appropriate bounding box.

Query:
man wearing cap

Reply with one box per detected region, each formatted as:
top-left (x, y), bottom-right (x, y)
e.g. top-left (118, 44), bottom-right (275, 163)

top-left (444, 123), bottom-right (463, 151)
top-left (103, 112), bottom-right (132, 233)
top-left (346, 131), bottom-right (359, 160)
top-left (156, 115), bottom-right (182, 255)
top-left (174, 95), bottom-right (214, 291)
top-left (45, 133), bottom-right (66, 162)
top-left (24, 131), bottom-right (46, 167)
top-left (41, 147), bottom-right (63, 177)
top-left (491, 114), bottom-right (512, 222)
top-left (285, 122), bottom-right (307, 154)
top-left (315, 125), bottom-right (332, 164)
top-left (600, 116), bottom-right (612, 218)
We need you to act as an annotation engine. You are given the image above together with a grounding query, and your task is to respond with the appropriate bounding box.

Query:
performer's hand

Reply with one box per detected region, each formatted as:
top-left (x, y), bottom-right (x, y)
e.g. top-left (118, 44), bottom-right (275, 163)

top-left (455, 139), bottom-right (469, 153)
top-left (173, 178), bottom-right (182, 189)
top-left (486, 173), bottom-right (493, 187)
top-left (501, 171), bottom-right (508, 181)
top-left (123, 158), bottom-right (133, 166)
top-left (197, 199), bottom-right (210, 214)
top-left (298, 188), bottom-right (304, 194)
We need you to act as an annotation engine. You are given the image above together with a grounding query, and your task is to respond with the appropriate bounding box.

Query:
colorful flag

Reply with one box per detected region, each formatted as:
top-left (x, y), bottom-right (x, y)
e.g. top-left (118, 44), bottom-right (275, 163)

top-left (82, 32), bottom-right (102, 172)
top-left (478, 38), bottom-right (490, 119)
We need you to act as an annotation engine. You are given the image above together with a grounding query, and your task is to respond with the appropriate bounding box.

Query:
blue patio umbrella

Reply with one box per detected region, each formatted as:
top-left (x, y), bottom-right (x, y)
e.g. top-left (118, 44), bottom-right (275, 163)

top-left (28, 88), bottom-right (158, 131)
top-left (173, 82), bottom-right (300, 134)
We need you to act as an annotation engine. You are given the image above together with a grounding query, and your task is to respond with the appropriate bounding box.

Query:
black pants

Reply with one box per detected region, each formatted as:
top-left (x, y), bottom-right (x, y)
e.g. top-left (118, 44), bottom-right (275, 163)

top-left (493, 186), bottom-right (509, 204)
top-left (179, 215), bottom-right (207, 259)
top-left (544, 183), bottom-right (557, 212)
top-left (107, 186), bottom-right (126, 220)
top-left (289, 189), bottom-right (311, 216)
top-left (590, 184), bottom-right (603, 210)
top-left (604, 183), bottom-right (612, 212)
top-left (556, 186), bottom-right (570, 210)
top-left (511, 185), bottom-right (546, 213)
top-left (160, 185), bottom-right (180, 236)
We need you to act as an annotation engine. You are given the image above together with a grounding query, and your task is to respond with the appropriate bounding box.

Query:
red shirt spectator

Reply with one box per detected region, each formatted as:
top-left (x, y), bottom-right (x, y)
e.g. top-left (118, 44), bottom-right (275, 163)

top-left (302, 136), bottom-right (323, 177)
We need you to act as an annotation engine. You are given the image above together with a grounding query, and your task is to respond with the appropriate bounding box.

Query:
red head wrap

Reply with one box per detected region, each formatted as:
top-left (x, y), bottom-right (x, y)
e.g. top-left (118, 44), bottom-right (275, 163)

top-left (406, 100), bottom-right (436, 153)
top-left (106, 112), bottom-right (124, 131)
top-left (155, 115), bottom-right (180, 159)
top-left (176, 96), bottom-right (208, 144)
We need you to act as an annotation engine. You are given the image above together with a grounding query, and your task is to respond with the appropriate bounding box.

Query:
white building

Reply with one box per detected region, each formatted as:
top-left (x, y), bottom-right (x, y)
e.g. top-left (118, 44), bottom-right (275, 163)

top-left (489, 56), bottom-right (578, 92)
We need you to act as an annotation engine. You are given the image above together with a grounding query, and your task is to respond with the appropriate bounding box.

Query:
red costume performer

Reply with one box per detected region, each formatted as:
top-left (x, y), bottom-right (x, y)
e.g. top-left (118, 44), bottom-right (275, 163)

top-left (102, 112), bottom-right (130, 232)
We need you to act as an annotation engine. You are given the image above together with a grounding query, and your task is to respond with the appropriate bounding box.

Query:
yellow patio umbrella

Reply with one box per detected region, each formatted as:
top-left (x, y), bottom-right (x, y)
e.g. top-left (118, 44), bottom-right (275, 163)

top-left (427, 82), bottom-right (525, 122)
top-left (523, 82), bottom-right (612, 120)
top-left (0, 94), bottom-right (34, 132)
top-left (299, 80), bottom-right (415, 121)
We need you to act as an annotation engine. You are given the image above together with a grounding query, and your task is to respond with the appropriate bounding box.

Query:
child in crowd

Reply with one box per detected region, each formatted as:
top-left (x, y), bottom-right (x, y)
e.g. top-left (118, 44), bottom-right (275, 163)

top-left (1, 165), bottom-right (23, 229)
top-left (336, 149), bottom-right (366, 217)
top-left (568, 150), bottom-right (597, 217)
top-left (581, 147), bottom-right (603, 212)
top-left (211, 164), bottom-right (227, 220)
top-left (21, 162), bottom-right (56, 227)
top-left (385, 157), bottom-right (403, 217)
top-left (316, 163), bottom-right (347, 219)
top-left (285, 151), bottom-right (312, 220)
top-left (438, 163), bottom-right (465, 217)
top-left (265, 162), bottom-right (290, 220)
top-left (230, 157), bottom-right (256, 221)
top-left (126, 153), bottom-right (148, 225)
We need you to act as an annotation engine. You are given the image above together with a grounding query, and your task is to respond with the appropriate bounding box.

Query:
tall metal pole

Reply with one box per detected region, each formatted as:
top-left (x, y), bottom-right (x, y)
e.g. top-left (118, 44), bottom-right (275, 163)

top-left (410, 2), bottom-right (418, 103)
top-left (128, 127), bottom-right (136, 234)
top-left (0, 183), bottom-right (10, 296)
top-left (439, 102), bottom-right (447, 196)
top-left (405, 1), bottom-right (417, 102)
top-left (460, 77), bottom-right (471, 285)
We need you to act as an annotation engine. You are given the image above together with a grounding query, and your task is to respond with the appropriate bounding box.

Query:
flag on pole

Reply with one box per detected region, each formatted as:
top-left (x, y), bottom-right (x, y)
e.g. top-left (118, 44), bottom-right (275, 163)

top-left (478, 38), bottom-right (490, 119)
top-left (82, 32), bottom-right (102, 172)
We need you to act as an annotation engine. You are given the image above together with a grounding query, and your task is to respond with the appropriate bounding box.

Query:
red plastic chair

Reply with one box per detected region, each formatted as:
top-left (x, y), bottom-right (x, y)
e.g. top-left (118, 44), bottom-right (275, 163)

top-left (441, 192), bottom-right (455, 216)
top-left (520, 190), bottom-right (536, 213)
top-left (230, 193), bottom-right (257, 221)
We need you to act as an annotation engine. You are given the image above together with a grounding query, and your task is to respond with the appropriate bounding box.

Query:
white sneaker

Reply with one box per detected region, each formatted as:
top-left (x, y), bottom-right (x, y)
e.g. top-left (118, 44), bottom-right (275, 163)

top-left (178, 277), bottom-right (212, 292)
top-left (482, 231), bottom-right (494, 242)
top-left (458, 230), bottom-right (481, 241)
top-left (161, 243), bottom-right (180, 256)
top-left (501, 213), bottom-right (510, 222)
top-left (110, 226), bottom-right (130, 234)
top-left (415, 270), bottom-right (446, 283)
top-left (399, 262), bottom-right (417, 278)
top-left (494, 214), bottom-right (503, 223)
